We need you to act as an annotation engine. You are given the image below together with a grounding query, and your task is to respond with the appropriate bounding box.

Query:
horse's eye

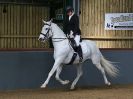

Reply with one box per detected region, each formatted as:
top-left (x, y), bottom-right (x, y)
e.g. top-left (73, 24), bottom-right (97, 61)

top-left (46, 28), bottom-right (48, 30)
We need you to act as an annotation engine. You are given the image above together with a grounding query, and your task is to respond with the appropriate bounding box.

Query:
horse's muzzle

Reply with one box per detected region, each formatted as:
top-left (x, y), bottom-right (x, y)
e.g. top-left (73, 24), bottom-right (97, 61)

top-left (38, 37), bottom-right (45, 42)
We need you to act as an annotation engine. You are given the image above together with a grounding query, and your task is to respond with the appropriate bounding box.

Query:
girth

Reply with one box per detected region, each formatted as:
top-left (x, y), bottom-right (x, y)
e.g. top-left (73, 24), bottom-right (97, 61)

top-left (66, 38), bottom-right (83, 65)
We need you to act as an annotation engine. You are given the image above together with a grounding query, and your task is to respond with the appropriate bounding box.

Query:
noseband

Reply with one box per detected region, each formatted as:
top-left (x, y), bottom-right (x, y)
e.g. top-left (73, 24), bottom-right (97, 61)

top-left (40, 28), bottom-right (50, 39)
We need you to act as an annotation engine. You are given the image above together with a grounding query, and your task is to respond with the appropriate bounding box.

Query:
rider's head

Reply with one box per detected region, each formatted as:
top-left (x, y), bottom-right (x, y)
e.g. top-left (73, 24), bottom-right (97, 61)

top-left (66, 6), bottom-right (74, 16)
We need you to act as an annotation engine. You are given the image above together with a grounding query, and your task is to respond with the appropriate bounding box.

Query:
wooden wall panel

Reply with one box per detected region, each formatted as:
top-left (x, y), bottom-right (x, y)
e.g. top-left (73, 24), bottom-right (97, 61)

top-left (80, 0), bottom-right (133, 48)
top-left (0, 4), bottom-right (49, 48)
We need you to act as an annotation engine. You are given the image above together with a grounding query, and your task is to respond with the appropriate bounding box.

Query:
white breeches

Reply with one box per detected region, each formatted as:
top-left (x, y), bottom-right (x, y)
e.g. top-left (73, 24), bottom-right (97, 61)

top-left (74, 35), bottom-right (80, 46)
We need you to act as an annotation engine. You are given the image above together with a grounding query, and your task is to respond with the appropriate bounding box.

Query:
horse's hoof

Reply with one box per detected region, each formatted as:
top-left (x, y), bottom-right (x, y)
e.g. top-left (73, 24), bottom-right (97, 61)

top-left (70, 86), bottom-right (75, 90)
top-left (40, 84), bottom-right (46, 88)
top-left (61, 80), bottom-right (70, 85)
top-left (106, 82), bottom-right (111, 86)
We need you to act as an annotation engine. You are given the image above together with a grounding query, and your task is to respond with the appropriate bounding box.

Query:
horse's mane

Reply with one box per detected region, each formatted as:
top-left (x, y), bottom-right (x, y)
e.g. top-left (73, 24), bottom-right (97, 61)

top-left (51, 23), bottom-right (65, 35)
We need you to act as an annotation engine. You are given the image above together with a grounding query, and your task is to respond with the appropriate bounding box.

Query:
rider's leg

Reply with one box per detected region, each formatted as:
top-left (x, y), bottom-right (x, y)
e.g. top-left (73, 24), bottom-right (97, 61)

top-left (74, 35), bottom-right (80, 46)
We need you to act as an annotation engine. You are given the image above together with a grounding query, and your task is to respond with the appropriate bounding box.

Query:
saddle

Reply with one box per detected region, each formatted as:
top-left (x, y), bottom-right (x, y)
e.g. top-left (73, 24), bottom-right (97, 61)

top-left (67, 38), bottom-right (83, 64)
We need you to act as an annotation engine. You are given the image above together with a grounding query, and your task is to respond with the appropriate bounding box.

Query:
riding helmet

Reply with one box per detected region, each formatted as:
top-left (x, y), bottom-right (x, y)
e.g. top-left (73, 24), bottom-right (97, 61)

top-left (66, 6), bottom-right (74, 13)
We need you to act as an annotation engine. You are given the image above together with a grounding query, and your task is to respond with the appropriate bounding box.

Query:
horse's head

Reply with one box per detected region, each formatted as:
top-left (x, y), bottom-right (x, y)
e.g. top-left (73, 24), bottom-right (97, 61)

top-left (38, 19), bottom-right (53, 42)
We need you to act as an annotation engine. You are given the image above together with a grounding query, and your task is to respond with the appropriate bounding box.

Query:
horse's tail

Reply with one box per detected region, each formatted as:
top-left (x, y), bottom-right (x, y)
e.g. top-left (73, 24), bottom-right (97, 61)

top-left (100, 55), bottom-right (119, 77)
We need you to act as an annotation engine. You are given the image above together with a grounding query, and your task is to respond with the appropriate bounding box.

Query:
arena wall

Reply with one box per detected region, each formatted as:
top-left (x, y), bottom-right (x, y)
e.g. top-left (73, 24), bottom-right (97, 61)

top-left (0, 49), bottom-right (132, 90)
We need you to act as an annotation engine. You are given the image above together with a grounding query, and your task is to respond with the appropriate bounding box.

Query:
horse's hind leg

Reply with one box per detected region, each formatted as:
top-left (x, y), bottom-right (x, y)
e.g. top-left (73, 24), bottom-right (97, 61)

top-left (70, 64), bottom-right (83, 90)
top-left (91, 54), bottom-right (111, 85)
top-left (55, 65), bottom-right (70, 85)
top-left (95, 63), bottom-right (111, 85)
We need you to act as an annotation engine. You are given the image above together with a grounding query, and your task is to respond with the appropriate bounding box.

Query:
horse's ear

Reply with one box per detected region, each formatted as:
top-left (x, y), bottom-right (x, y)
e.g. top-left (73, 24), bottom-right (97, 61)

top-left (42, 19), bottom-right (47, 24)
top-left (50, 18), bottom-right (53, 23)
top-left (50, 18), bottom-right (53, 22)
top-left (49, 19), bottom-right (53, 26)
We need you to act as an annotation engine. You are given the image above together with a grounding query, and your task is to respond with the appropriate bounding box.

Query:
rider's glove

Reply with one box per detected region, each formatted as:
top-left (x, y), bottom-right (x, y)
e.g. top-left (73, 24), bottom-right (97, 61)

top-left (69, 30), bottom-right (74, 38)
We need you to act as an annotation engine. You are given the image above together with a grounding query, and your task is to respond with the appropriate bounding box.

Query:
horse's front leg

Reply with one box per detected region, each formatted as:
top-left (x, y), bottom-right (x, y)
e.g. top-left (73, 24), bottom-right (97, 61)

top-left (55, 65), bottom-right (70, 85)
top-left (41, 58), bottom-right (62, 88)
top-left (70, 64), bottom-right (83, 90)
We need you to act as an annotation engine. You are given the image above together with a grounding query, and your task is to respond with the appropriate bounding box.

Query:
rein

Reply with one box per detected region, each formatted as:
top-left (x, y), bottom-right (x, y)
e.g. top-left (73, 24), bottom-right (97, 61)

top-left (52, 38), bottom-right (68, 42)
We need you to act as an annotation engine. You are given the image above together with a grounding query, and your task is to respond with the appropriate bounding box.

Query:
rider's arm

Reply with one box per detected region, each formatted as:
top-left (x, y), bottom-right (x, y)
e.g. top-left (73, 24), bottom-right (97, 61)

top-left (73, 15), bottom-right (81, 35)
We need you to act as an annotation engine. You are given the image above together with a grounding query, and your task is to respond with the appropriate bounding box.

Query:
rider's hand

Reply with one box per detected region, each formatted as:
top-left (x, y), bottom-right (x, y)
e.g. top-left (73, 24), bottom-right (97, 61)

top-left (66, 34), bottom-right (69, 38)
top-left (70, 30), bottom-right (73, 35)
top-left (70, 31), bottom-right (74, 38)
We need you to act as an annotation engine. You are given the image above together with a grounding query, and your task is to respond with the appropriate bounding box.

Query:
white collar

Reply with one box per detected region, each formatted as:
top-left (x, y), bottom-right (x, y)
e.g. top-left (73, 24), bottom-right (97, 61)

top-left (69, 12), bottom-right (74, 21)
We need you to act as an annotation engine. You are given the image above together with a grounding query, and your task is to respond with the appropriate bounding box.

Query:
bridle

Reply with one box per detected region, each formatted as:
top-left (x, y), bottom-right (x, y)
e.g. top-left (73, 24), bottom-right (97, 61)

top-left (40, 23), bottom-right (51, 40)
top-left (40, 23), bottom-right (68, 42)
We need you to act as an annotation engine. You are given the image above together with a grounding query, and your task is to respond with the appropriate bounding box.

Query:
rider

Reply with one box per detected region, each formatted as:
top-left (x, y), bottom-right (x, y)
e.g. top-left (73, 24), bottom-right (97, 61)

top-left (64, 6), bottom-right (83, 62)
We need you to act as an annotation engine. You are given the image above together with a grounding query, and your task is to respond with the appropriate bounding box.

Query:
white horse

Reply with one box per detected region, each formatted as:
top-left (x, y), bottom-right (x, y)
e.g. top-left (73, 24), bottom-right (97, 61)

top-left (38, 19), bottom-right (118, 90)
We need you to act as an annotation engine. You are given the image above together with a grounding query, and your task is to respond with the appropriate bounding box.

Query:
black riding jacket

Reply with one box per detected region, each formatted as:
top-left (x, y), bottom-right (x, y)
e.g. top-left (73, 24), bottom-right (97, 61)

top-left (64, 14), bottom-right (81, 36)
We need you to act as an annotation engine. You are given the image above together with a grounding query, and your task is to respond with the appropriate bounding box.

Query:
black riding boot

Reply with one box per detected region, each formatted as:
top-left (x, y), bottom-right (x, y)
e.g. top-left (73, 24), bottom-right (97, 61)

top-left (77, 45), bottom-right (83, 62)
